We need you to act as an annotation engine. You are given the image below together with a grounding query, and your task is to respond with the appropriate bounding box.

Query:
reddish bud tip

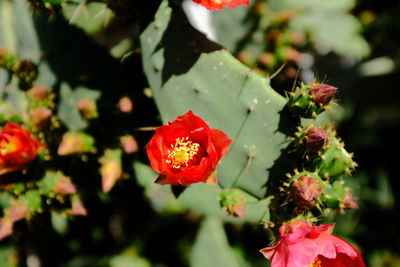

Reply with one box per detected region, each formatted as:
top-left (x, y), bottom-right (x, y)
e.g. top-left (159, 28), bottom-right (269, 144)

top-left (120, 135), bottom-right (138, 154)
top-left (219, 189), bottom-right (246, 218)
top-left (305, 128), bottom-right (328, 152)
top-left (77, 98), bottom-right (98, 120)
top-left (27, 86), bottom-right (52, 101)
top-left (118, 96), bottom-right (133, 113)
top-left (310, 83), bottom-right (338, 106)
top-left (292, 176), bottom-right (322, 207)
top-left (343, 190), bottom-right (359, 210)
top-left (30, 107), bottom-right (52, 129)
top-left (55, 177), bottom-right (77, 195)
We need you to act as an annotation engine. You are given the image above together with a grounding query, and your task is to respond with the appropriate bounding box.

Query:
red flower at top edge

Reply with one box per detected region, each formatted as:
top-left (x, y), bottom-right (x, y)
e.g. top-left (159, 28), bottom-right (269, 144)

top-left (146, 111), bottom-right (232, 186)
top-left (0, 122), bottom-right (43, 175)
top-left (260, 220), bottom-right (366, 267)
top-left (192, 0), bottom-right (250, 11)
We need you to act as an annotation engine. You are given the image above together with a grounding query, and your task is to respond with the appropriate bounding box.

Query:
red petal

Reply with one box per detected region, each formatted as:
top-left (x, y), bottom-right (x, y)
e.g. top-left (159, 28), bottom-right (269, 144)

top-left (211, 129), bottom-right (232, 159)
top-left (203, 170), bottom-right (218, 185)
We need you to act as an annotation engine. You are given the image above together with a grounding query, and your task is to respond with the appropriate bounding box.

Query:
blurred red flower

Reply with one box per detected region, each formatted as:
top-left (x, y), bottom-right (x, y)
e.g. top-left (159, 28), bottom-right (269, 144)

top-left (0, 122), bottom-right (42, 175)
top-left (260, 220), bottom-right (366, 267)
top-left (192, 0), bottom-right (249, 11)
top-left (146, 111), bottom-right (232, 186)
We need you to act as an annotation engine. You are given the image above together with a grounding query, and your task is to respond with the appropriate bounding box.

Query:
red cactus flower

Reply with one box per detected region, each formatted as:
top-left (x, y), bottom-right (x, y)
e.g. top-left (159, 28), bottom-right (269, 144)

top-left (192, 0), bottom-right (249, 11)
top-left (0, 122), bottom-right (42, 175)
top-left (260, 220), bottom-right (365, 267)
top-left (146, 111), bottom-right (232, 186)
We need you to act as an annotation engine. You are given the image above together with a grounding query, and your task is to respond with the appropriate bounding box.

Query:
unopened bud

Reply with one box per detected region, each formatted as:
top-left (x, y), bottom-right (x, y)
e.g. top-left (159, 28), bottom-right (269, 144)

top-left (305, 128), bottom-right (328, 152)
top-left (55, 177), bottom-right (77, 195)
top-left (120, 135), bottom-right (138, 154)
top-left (27, 86), bottom-right (52, 101)
top-left (119, 96), bottom-right (133, 113)
top-left (219, 188), bottom-right (246, 218)
top-left (343, 190), bottom-right (359, 210)
top-left (292, 176), bottom-right (322, 207)
top-left (68, 195), bottom-right (87, 216)
top-left (57, 132), bottom-right (94, 156)
top-left (30, 107), bottom-right (52, 129)
top-left (310, 83), bottom-right (337, 106)
top-left (99, 149), bottom-right (122, 193)
top-left (77, 98), bottom-right (98, 120)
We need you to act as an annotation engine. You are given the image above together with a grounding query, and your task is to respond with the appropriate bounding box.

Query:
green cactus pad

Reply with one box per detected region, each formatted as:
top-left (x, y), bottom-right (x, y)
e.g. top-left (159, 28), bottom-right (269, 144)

top-left (140, 1), bottom-right (295, 199)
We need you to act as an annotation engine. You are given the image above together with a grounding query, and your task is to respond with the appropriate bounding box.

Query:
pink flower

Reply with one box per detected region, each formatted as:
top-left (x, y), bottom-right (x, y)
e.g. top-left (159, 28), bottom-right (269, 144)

top-left (260, 220), bottom-right (365, 267)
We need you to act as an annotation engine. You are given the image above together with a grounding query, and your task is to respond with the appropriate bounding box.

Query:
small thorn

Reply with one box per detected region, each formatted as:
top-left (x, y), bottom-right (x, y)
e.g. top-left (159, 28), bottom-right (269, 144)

top-left (294, 168), bottom-right (299, 174)
top-left (286, 173), bottom-right (292, 178)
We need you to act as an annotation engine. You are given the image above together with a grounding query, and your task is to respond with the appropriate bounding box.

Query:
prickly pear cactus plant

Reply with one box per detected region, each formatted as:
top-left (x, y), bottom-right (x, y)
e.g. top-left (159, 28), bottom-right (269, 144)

top-left (0, 0), bottom-right (368, 265)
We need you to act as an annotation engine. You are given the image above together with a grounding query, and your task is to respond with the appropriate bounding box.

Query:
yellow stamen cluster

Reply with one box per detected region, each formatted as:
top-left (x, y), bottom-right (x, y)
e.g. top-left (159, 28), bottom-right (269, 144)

top-left (0, 139), bottom-right (16, 155)
top-left (166, 137), bottom-right (200, 169)
top-left (308, 257), bottom-right (322, 267)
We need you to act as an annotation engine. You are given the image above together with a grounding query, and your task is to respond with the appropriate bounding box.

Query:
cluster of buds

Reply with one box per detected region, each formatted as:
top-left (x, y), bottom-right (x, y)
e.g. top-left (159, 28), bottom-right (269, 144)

top-left (293, 124), bottom-right (357, 179)
top-left (284, 169), bottom-right (359, 213)
top-left (287, 81), bottom-right (338, 118)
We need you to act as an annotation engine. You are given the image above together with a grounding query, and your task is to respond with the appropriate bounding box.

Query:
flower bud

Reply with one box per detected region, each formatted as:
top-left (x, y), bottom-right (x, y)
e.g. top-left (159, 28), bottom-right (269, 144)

top-left (99, 149), bottom-right (122, 193)
top-left (0, 201), bottom-right (29, 240)
top-left (305, 128), bottom-right (327, 152)
top-left (30, 107), bottom-right (52, 129)
top-left (310, 83), bottom-right (337, 106)
top-left (54, 177), bottom-right (77, 195)
top-left (77, 98), bottom-right (98, 120)
top-left (27, 86), bottom-right (52, 101)
top-left (291, 176), bottom-right (323, 207)
top-left (67, 195), bottom-right (87, 216)
top-left (219, 188), bottom-right (246, 218)
top-left (57, 132), bottom-right (94, 156)
top-left (120, 135), bottom-right (138, 154)
top-left (343, 190), bottom-right (359, 210)
top-left (118, 96), bottom-right (133, 113)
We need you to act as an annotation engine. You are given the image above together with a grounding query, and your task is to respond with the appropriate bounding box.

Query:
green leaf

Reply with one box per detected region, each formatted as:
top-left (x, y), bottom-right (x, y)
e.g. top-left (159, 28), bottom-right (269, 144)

top-left (190, 217), bottom-right (249, 267)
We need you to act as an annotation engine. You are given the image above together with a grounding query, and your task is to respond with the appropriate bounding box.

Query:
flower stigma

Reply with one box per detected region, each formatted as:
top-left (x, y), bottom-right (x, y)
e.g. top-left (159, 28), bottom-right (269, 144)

top-left (166, 137), bottom-right (200, 168)
top-left (0, 138), bottom-right (16, 155)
